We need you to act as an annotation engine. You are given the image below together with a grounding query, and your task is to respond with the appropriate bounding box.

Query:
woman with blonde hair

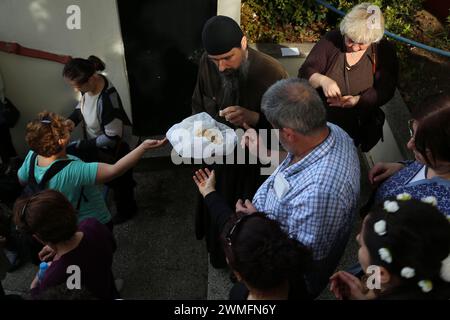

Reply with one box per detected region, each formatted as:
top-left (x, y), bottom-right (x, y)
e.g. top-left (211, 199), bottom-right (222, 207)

top-left (299, 2), bottom-right (398, 151)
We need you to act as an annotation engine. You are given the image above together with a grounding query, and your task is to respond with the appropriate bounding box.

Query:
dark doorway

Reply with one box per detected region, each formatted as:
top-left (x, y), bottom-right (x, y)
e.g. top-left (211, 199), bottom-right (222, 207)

top-left (117, 0), bottom-right (217, 136)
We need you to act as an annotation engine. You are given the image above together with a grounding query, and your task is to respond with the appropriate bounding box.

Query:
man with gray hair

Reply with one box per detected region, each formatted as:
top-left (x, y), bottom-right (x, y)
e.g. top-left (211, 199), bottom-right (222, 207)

top-left (240, 78), bottom-right (361, 297)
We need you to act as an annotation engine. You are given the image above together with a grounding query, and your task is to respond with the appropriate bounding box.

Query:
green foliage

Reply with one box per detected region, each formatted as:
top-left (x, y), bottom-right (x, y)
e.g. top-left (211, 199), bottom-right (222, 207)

top-left (243, 0), bottom-right (427, 44)
top-left (327, 0), bottom-right (424, 38)
top-left (325, 1), bottom-right (426, 60)
top-left (242, 0), bottom-right (450, 59)
top-left (242, 0), bottom-right (328, 43)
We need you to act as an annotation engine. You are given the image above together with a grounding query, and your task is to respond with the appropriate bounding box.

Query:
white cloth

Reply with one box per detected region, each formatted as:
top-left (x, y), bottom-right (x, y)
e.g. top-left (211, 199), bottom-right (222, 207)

top-left (166, 112), bottom-right (237, 159)
top-left (81, 93), bottom-right (102, 139)
top-left (408, 165), bottom-right (426, 184)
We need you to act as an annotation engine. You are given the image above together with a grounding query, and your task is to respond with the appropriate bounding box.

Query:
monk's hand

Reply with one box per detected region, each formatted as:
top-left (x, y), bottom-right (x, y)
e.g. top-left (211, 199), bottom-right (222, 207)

top-left (193, 168), bottom-right (216, 198)
top-left (220, 106), bottom-right (260, 128)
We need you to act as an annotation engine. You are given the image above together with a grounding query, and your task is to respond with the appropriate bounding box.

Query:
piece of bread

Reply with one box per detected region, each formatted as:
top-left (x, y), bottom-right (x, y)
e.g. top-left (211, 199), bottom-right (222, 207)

top-left (203, 128), bottom-right (223, 145)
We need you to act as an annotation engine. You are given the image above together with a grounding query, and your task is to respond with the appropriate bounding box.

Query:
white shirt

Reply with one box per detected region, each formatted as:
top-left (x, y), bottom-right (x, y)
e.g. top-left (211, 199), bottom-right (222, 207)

top-left (408, 165), bottom-right (427, 184)
top-left (81, 92), bottom-right (102, 139)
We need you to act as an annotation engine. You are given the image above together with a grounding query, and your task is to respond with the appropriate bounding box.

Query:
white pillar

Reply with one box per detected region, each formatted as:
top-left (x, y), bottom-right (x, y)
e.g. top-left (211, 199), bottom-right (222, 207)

top-left (217, 0), bottom-right (241, 24)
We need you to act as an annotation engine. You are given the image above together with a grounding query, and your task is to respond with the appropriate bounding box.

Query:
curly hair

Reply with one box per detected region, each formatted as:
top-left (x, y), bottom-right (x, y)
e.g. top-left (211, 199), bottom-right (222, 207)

top-left (363, 198), bottom-right (450, 299)
top-left (25, 111), bottom-right (74, 157)
top-left (222, 212), bottom-right (312, 291)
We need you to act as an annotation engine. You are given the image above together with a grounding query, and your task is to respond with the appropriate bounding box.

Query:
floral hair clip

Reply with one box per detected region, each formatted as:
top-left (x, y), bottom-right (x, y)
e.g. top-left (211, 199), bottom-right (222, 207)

top-left (441, 254), bottom-right (450, 282)
top-left (378, 248), bottom-right (392, 264)
top-left (396, 193), bottom-right (412, 201)
top-left (421, 196), bottom-right (438, 207)
top-left (374, 220), bottom-right (387, 236)
top-left (418, 280), bottom-right (433, 293)
top-left (384, 200), bottom-right (399, 213)
top-left (400, 267), bottom-right (415, 279)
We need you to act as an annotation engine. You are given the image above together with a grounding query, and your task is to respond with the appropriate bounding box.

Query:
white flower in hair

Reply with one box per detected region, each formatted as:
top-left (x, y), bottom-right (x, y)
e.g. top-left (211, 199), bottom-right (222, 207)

top-left (384, 200), bottom-right (399, 213)
top-left (378, 248), bottom-right (392, 264)
top-left (400, 267), bottom-right (415, 279)
top-left (374, 220), bottom-right (387, 236)
top-left (421, 196), bottom-right (438, 207)
top-left (396, 193), bottom-right (412, 201)
top-left (418, 280), bottom-right (433, 293)
top-left (440, 254), bottom-right (450, 282)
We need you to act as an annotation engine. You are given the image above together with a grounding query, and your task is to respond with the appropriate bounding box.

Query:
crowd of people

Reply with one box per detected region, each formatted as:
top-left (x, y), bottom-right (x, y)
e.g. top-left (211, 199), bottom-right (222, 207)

top-left (0, 2), bottom-right (449, 300)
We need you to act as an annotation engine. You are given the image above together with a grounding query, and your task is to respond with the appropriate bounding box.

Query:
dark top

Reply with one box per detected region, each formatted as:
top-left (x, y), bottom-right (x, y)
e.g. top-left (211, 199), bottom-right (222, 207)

top-left (204, 191), bottom-right (310, 300)
top-left (68, 75), bottom-right (131, 151)
top-left (299, 30), bottom-right (398, 143)
top-left (192, 47), bottom-right (288, 129)
top-left (192, 48), bottom-right (288, 268)
top-left (31, 218), bottom-right (119, 300)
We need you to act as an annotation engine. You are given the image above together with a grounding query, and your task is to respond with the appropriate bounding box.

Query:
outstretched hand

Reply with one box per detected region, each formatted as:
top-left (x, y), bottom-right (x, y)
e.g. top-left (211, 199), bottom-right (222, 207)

top-left (141, 138), bottom-right (168, 150)
top-left (193, 168), bottom-right (216, 198)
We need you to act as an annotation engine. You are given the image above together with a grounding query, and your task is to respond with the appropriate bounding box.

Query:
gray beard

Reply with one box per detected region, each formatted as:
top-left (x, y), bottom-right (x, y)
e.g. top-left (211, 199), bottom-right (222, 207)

top-left (219, 57), bottom-right (250, 107)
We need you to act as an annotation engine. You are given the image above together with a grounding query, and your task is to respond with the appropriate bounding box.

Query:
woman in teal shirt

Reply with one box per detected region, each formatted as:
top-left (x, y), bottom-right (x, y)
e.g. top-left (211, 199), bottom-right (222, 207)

top-left (18, 111), bottom-right (166, 228)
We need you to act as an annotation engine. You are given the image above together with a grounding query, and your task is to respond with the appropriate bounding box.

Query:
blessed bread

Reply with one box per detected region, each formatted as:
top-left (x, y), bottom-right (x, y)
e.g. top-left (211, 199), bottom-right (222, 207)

top-left (195, 127), bottom-right (223, 145)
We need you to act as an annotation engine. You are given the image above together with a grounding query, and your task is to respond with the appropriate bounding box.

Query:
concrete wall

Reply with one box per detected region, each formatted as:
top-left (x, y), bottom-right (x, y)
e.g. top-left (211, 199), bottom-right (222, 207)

top-left (0, 0), bottom-right (130, 156)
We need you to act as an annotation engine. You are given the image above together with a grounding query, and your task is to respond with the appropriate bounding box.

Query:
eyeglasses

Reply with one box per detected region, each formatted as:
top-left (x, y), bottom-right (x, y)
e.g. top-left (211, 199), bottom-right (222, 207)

top-left (225, 214), bottom-right (254, 246)
top-left (18, 197), bottom-right (34, 232)
top-left (407, 119), bottom-right (415, 139)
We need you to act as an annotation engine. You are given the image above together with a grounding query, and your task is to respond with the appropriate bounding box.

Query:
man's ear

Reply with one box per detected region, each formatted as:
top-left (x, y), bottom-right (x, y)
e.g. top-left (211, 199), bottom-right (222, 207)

top-left (282, 128), bottom-right (297, 142)
top-left (241, 36), bottom-right (247, 51)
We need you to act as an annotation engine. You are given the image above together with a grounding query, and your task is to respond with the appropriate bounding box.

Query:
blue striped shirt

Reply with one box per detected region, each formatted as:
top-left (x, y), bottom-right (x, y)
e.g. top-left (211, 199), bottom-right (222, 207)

top-left (253, 123), bottom-right (360, 260)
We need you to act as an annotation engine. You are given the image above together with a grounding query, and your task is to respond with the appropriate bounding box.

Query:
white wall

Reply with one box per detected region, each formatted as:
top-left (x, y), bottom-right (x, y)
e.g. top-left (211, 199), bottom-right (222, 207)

top-left (0, 0), bottom-right (130, 156)
top-left (218, 0), bottom-right (241, 24)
